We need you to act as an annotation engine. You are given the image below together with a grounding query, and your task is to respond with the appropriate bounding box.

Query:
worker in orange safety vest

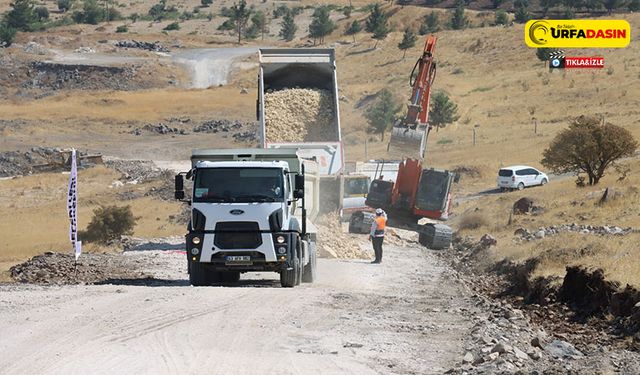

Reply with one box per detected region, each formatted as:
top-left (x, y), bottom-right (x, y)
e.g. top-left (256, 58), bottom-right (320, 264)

top-left (369, 208), bottom-right (387, 264)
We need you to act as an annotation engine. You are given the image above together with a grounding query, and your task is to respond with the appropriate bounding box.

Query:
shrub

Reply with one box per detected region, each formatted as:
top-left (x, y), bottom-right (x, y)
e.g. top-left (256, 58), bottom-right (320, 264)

top-left (35, 6), bottom-right (49, 21)
top-left (163, 21), bottom-right (180, 30)
top-left (79, 205), bottom-right (138, 244)
top-left (201, 0), bottom-right (213, 6)
top-left (116, 24), bottom-right (128, 32)
top-left (57, 0), bottom-right (71, 12)
top-left (495, 9), bottom-right (508, 25)
top-left (458, 212), bottom-right (489, 230)
top-left (0, 22), bottom-right (17, 47)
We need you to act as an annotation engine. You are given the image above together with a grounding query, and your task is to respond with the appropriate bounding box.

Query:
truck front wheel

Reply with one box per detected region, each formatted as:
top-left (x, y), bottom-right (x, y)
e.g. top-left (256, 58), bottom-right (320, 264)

top-left (280, 254), bottom-right (299, 288)
top-left (189, 261), bottom-right (210, 286)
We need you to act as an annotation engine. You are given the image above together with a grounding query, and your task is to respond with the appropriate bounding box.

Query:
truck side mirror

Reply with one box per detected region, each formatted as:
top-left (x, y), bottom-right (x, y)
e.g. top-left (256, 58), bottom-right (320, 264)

top-left (175, 174), bottom-right (185, 200)
top-left (293, 174), bottom-right (305, 199)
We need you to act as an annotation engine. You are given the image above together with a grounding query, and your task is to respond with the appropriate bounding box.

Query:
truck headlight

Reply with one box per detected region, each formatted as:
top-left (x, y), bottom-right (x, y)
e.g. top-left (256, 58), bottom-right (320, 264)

top-left (276, 235), bottom-right (285, 244)
top-left (277, 246), bottom-right (287, 254)
top-left (192, 236), bottom-right (201, 245)
top-left (190, 248), bottom-right (200, 255)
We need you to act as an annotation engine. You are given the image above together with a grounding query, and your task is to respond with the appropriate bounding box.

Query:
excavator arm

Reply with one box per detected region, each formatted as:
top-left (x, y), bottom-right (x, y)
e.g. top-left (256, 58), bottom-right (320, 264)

top-left (387, 35), bottom-right (437, 159)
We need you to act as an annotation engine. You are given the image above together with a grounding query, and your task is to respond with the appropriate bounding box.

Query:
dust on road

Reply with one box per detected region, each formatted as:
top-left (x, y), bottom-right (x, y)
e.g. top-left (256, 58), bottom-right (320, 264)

top-left (0, 242), bottom-right (472, 375)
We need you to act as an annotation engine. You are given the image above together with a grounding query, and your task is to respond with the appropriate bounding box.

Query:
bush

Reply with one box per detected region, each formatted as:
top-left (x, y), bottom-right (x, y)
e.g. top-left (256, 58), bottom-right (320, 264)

top-left (450, 6), bottom-right (468, 30)
top-left (217, 19), bottom-right (234, 30)
top-left (458, 212), bottom-right (489, 230)
top-left (201, 0), bottom-right (213, 6)
top-left (57, 0), bottom-right (71, 12)
top-left (79, 205), bottom-right (138, 244)
top-left (495, 9), bottom-right (508, 25)
top-left (35, 6), bottom-right (49, 21)
top-left (116, 24), bottom-right (128, 32)
top-left (0, 22), bottom-right (17, 47)
top-left (163, 21), bottom-right (180, 30)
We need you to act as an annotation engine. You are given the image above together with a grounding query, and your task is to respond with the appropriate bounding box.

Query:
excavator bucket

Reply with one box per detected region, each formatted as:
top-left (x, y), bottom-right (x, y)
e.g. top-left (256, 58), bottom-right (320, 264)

top-left (387, 126), bottom-right (427, 159)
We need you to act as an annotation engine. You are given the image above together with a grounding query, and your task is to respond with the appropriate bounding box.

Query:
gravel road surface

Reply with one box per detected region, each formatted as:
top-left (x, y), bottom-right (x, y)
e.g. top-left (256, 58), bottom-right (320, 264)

top-left (0, 242), bottom-right (472, 375)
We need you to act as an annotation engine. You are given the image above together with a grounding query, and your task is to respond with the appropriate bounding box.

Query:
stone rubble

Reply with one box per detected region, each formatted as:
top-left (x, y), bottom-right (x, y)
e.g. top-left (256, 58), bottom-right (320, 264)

top-left (114, 40), bottom-right (169, 53)
top-left (514, 224), bottom-right (635, 242)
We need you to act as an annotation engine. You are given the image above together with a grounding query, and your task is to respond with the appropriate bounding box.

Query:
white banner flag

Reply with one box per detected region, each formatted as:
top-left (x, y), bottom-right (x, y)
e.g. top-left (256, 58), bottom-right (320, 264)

top-left (67, 149), bottom-right (81, 260)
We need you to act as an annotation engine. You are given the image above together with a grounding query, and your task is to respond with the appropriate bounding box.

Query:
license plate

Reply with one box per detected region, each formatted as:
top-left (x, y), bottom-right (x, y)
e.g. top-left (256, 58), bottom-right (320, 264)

top-left (225, 255), bottom-right (251, 264)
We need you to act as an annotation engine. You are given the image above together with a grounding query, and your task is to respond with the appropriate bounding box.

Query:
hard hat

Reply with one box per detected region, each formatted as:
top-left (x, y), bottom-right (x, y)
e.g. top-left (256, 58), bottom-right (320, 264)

top-left (375, 208), bottom-right (383, 215)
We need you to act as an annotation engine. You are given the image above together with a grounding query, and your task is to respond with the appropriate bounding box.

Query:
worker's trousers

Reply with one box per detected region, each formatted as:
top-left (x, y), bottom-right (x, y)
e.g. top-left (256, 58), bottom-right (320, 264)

top-left (372, 236), bottom-right (384, 262)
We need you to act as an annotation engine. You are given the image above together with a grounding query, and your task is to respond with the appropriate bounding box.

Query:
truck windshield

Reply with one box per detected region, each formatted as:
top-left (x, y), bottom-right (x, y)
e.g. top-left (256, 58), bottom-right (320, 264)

top-left (344, 177), bottom-right (370, 197)
top-left (194, 168), bottom-right (285, 203)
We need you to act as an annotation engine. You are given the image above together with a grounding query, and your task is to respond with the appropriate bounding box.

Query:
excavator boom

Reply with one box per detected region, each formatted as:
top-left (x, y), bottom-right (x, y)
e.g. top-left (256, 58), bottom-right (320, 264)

top-left (388, 36), bottom-right (437, 159)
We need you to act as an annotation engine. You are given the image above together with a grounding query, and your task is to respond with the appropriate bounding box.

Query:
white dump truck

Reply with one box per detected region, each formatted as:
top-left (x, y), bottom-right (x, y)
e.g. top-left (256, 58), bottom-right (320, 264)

top-left (258, 48), bottom-right (345, 214)
top-left (175, 149), bottom-right (319, 287)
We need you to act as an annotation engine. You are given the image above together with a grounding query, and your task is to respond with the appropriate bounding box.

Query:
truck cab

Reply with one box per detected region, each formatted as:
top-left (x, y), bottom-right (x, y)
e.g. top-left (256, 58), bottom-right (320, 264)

top-left (176, 149), bottom-right (317, 287)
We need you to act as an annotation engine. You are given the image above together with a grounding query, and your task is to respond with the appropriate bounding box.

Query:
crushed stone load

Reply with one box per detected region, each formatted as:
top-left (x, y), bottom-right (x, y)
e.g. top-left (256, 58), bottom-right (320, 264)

top-left (315, 212), bottom-right (372, 259)
top-left (264, 88), bottom-right (337, 143)
top-left (10, 252), bottom-right (152, 285)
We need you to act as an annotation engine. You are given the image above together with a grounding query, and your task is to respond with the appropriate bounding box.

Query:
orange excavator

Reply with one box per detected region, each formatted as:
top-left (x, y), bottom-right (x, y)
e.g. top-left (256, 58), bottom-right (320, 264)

top-left (349, 36), bottom-right (455, 249)
top-left (387, 35), bottom-right (438, 159)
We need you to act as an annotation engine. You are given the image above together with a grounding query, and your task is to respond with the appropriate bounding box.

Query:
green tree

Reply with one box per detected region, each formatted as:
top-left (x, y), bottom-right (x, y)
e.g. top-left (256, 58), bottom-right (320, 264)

top-left (365, 89), bottom-right (402, 141)
top-left (629, 0), bottom-right (640, 11)
top-left (5, 0), bottom-right (38, 31)
top-left (603, 0), bottom-right (622, 12)
top-left (398, 27), bottom-right (417, 58)
top-left (73, 0), bottom-right (106, 24)
top-left (371, 22), bottom-right (389, 48)
top-left (495, 9), bottom-right (508, 25)
top-left (492, 0), bottom-right (504, 8)
top-left (279, 11), bottom-right (297, 41)
top-left (251, 10), bottom-right (267, 40)
top-left (535, 47), bottom-right (558, 65)
top-left (429, 92), bottom-right (460, 129)
top-left (365, 3), bottom-right (386, 33)
top-left (342, 6), bottom-right (353, 18)
top-left (57, 0), bottom-right (72, 12)
top-left (0, 22), bottom-right (17, 47)
top-left (539, 0), bottom-right (558, 16)
top-left (345, 19), bottom-right (362, 42)
top-left (230, 0), bottom-right (251, 44)
top-left (79, 205), bottom-right (139, 244)
top-left (514, 6), bottom-right (530, 23)
top-left (584, 0), bottom-right (603, 12)
top-left (419, 11), bottom-right (439, 35)
top-left (541, 116), bottom-right (638, 185)
top-left (273, 4), bottom-right (288, 18)
top-left (309, 6), bottom-right (335, 45)
top-left (449, 6), bottom-right (468, 30)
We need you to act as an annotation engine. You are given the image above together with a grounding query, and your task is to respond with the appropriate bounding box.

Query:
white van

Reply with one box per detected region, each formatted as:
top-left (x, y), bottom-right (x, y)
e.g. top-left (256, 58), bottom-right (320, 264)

top-left (497, 166), bottom-right (548, 190)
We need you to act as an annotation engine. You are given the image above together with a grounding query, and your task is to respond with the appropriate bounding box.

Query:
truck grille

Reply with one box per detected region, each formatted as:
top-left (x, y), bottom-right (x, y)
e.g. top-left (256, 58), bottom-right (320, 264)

top-left (214, 222), bottom-right (262, 249)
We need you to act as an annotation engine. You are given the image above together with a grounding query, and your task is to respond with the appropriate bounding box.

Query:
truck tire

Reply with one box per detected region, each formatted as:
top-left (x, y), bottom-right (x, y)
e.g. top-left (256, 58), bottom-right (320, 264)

top-left (295, 246), bottom-right (303, 286)
top-left (220, 271), bottom-right (240, 283)
top-left (189, 261), bottom-right (210, 286)
top-left (349, 213), bottom-right (366, 234)
top-left (280, 256), bottom-right (299, 288)
top-left (302, 242), bottom-right (317, 283)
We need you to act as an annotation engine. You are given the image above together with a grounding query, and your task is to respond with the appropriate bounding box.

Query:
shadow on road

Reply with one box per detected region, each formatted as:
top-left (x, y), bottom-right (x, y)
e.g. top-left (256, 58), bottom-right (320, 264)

top-left (94, 277), bottom-right (283, 288)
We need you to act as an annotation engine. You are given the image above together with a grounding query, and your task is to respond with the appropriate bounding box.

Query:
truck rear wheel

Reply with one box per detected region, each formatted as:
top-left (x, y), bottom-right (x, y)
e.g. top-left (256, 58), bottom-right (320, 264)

top-left (302, 242), bottom-right (317, 283)
top-left (189, 261), bottom-right (210, 286)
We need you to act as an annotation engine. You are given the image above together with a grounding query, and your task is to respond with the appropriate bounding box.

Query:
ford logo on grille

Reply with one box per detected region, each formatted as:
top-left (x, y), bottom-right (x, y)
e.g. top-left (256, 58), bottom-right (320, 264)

top-left (229, 209), bottom-right (244, 215)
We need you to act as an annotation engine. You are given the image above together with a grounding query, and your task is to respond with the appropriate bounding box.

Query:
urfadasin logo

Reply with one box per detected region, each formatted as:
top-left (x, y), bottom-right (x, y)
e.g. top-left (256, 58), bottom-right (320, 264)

top-left (525, 20), bottom-right (630, 48)
top-left (528, 20), bottom-right (551, 46)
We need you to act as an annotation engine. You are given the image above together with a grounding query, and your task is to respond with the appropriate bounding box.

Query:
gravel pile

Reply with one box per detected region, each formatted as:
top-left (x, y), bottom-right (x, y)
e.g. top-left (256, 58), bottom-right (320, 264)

top-left (131, 123), bottom-right (187, 136)
top-left (104, 159), bottom-right (167, 183)
top-left (0, 147), bottom-right (87, 177)
top-left (115, 40), bottom-right (169, 53)
top-left (10, 252), bottom-right (152, 285)
top-left (264, 88), bottom-right (337, 143)
top-left (192, 119), bottom-right (243, 133)
top-left (514, 224), bottom-right (635, 242)
top-left (316, 212), bottom-right (371, 259)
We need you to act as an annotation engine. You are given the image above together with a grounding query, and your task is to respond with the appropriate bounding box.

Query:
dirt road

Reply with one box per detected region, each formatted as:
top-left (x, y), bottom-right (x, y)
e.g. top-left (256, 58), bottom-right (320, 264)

top-left (0, 243), bottom-right (472, 375)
